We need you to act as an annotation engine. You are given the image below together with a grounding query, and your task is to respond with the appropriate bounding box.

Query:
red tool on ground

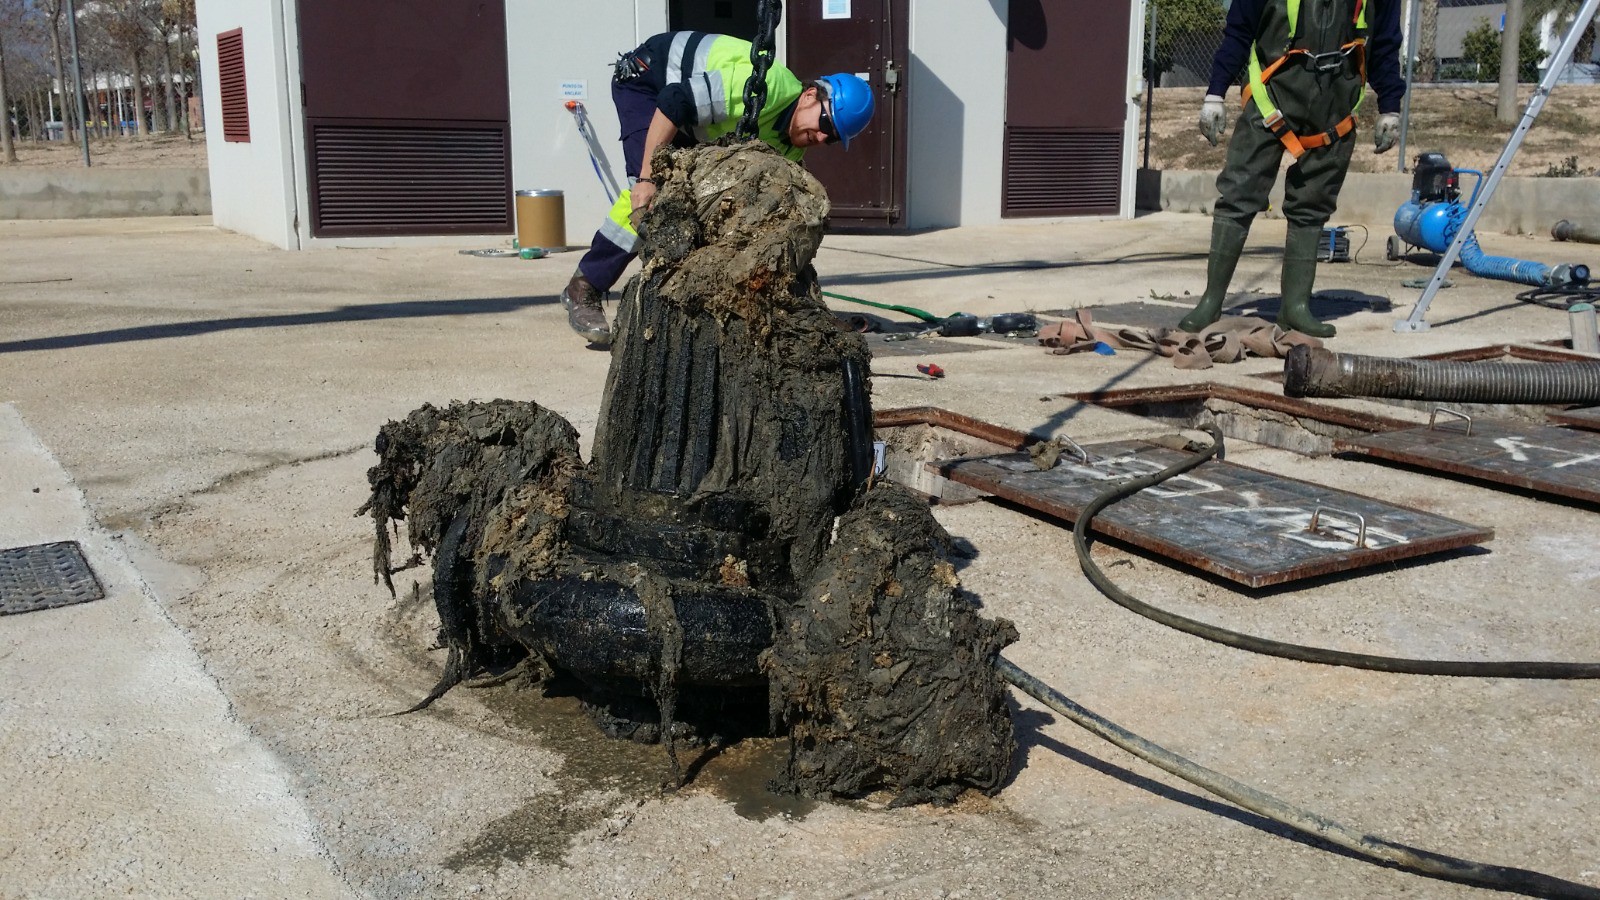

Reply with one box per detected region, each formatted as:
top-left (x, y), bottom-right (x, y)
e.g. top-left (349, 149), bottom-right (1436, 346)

top-left (917, 363), bottom-right (945, 379)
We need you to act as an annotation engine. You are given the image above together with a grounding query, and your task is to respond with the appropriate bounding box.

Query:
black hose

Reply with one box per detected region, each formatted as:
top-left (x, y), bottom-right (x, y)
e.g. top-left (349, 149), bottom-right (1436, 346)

top-left (1518, 284), bottom-right (1600, 310)
top-left (842, 357), bottom-right (874, 489)
top-left (1284, 345), bottom-right (1600, 404)
top-left (998, 658), bottom-right (1600, 898)
top-left (1073, 424), bottom-right (1600, 678)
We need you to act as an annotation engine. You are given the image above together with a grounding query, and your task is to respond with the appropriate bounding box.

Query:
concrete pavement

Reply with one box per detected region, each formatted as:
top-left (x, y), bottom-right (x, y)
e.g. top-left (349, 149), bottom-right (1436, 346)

top-left (0, 213), bottom-right (1596, 898)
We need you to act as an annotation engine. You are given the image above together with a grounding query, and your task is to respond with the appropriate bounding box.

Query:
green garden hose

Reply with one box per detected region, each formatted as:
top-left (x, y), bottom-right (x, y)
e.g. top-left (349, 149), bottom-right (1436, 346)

top-left (821, 290), bottom-right (943, 324)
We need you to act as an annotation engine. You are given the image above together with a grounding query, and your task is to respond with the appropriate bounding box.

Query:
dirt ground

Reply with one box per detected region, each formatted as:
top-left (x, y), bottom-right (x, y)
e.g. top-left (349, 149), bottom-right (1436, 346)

top-left (1, 214), bottom-right (1597, 898)
top-left (1, 132), bottom-right (208, 168)
top-left (1143, 83), bottom-right (1600, 176)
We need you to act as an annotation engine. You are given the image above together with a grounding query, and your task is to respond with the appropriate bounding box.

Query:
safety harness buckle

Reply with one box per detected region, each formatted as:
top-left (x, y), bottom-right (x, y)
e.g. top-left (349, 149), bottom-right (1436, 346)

top-left (1262, 110), bottom-right (1287, 133)
top-left (1306, 48), bottom-right (1351, 72)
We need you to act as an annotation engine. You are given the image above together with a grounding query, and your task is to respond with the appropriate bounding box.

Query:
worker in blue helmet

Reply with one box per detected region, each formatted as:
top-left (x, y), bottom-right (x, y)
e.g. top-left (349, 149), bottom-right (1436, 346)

top-left (562, 31), bottom-right (875, 346)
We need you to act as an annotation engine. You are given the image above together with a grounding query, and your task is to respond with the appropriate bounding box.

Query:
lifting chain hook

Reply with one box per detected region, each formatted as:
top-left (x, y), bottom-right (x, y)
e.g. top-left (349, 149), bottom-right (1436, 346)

top-left (736, 0), bottom-right (784, 140)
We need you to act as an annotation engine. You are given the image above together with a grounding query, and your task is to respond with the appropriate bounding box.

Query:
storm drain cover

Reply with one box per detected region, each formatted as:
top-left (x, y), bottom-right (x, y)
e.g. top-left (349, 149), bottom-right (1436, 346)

top-left (936, 442), bottom-right (1492, 588)
top-left (0, 541), bottom-right (105, 615)
top-left (1338, 419), bottom-right (1600, 505)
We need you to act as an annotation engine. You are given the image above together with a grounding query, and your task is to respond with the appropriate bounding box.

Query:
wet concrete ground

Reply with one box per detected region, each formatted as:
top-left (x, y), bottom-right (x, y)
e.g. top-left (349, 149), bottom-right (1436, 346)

top-left (1, 212), bottom-right (1597, 897)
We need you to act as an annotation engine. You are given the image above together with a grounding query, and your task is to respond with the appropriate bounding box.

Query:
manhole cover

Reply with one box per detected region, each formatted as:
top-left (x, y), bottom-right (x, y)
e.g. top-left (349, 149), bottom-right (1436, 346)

top-left (0, 541), bottom-right (106, 615)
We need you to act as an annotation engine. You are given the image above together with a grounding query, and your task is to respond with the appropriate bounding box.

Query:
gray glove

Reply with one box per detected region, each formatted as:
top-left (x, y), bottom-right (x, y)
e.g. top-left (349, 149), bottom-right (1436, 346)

top-left (1374, 112), bottom-right (1401, 154)
top-left (1199, 94), bottom-right (1228, 147)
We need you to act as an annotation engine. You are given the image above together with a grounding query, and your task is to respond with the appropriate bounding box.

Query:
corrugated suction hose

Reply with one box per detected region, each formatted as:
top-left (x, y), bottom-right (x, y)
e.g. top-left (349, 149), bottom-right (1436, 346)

top-left (1285, 345), bottom-right (1600, 405)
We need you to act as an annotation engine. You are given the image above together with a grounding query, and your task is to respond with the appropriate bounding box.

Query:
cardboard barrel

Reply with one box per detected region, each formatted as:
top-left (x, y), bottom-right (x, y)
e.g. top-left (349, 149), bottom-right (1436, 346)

top-left (515, 189), bottom-right (566, 250)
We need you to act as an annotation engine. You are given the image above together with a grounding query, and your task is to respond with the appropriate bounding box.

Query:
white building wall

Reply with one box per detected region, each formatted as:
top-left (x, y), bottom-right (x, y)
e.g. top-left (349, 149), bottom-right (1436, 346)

top-left (196, 0), bottom-right (301, 249)
top-left (505, 2), bottom-right (669, 246)
top-left (904, 4), bottom-right (1008, 228)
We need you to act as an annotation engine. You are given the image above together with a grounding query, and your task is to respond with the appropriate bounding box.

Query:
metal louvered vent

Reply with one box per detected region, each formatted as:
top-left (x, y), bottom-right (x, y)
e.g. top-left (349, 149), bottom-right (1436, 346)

top-left (306, 121), bottom-right (511, 237)
top-left (217, 28), bottom-right (248, 143)
top-left (1002, 128), bottom-right (1123, 217)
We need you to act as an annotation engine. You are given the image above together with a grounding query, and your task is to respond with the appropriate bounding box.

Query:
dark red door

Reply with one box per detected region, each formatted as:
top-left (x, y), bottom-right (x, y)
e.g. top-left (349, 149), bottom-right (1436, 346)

top-left (297, 0), bottom-right (511, 237)
top-left (787, 0), bottom-right (909, 229)
top-left (1004, 0), bottom-right (1130, 217)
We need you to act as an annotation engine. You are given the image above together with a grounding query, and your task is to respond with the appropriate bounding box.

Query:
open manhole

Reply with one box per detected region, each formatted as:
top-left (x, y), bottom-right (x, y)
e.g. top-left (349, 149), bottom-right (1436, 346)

top-left (0, 541), bottom-right (105, 615)
top-left (874, 407), bottom-right (1026, 503)
top-left (1551, 406), bottom-right (1600, 430)
top-left (1060, 384), bottom-right (1412, 456)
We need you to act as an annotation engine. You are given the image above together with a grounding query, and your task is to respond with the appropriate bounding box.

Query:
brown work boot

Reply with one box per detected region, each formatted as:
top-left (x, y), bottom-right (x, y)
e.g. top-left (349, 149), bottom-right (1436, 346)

top-left (561, 270), bottom-right (610, 346)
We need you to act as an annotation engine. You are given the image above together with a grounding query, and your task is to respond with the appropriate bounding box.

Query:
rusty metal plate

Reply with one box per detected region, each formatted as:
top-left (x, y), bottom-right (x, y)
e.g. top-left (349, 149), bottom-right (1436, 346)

top-left (0, 541), bottom-right (105, 615)
top-left (1338, 420), bottom-right (1600, 504)
top-left (1550, 407), bottom-right (1600, 431)
top-left (935, 442), bottom-right (1493, 588)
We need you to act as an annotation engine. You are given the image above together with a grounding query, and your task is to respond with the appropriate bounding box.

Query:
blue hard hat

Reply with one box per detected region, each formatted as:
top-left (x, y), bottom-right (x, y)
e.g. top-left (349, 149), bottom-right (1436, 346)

top-left (815, 73), bottom-right (875, 149)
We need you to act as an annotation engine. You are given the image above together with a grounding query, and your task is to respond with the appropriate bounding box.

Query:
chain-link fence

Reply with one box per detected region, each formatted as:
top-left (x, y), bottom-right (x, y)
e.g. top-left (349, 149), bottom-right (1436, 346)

top-left (1139, 0), bottom-right (1600, 177)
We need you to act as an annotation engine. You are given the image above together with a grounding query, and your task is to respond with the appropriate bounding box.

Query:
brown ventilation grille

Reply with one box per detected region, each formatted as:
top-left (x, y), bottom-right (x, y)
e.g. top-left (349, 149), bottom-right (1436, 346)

top-left (217, 28), bottom-right (248, 143)
top-left (1002, 128), bottom-right (1122, 217)
top-left (306, 122), bottom-right (511, 237)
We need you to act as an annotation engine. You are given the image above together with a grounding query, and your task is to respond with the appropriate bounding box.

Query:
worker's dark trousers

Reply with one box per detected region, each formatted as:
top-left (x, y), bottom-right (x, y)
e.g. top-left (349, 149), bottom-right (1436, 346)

top-left (576, 81), bottom-right (658, 293)
top-left (1213, 105), bottom-right (1356, 230)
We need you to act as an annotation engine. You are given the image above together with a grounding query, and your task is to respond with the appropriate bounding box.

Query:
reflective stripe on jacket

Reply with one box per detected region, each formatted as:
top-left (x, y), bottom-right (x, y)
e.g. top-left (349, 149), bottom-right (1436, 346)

top-left (652, 32), bottom-right (806, 162)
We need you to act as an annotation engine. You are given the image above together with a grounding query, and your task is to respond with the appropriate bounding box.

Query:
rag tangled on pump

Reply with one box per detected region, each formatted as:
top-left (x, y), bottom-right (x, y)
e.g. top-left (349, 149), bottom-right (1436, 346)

top-left (357, 141), bottom-right (1017, 805)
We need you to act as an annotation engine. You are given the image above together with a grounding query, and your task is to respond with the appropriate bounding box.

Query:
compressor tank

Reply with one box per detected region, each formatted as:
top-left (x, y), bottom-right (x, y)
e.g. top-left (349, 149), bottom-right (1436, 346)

top-left (1393, 198), bottom-right (1459, 254)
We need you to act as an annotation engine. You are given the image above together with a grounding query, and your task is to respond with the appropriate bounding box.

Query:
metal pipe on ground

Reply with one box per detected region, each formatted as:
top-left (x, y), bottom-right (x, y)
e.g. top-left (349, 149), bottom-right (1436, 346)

top-left (1553, 220), bottom-right (1600, 244)
top-left (1284, 345), bottom-right (1600, 404)
top-left (1573, 303), bottom-right (1600, 355)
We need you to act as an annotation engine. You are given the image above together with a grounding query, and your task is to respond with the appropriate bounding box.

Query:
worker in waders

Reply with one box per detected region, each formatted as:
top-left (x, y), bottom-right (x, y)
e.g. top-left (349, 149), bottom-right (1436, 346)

top-left (1177, 0), bottom-right (1404, 338)
top-left (561, 31), bottom-right (876, 346)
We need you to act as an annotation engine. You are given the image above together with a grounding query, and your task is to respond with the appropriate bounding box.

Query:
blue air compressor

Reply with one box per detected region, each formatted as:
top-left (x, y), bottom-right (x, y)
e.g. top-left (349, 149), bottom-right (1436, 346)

top-left (1387, 152), bottom-right (1590, 290)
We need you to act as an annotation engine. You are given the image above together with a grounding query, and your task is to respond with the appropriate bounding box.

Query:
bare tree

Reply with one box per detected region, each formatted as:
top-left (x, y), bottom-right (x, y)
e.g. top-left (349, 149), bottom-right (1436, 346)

top-left (0, 30), bottom-right (16, 162)
top-left (34, 0), bottom-right (73, 139)
top-left (1418, 0), bottom-right (1439, 81)
top-left (89, 0), bottom-right (153, 136)
top-left (1498, 0), bottom-right (1523, 123)
top-left (156, 9), bottom-right (176, 132)
top-left (0, 0), bottom-right (43, 159)
top-left (165, 0), bottom-right (193, 136)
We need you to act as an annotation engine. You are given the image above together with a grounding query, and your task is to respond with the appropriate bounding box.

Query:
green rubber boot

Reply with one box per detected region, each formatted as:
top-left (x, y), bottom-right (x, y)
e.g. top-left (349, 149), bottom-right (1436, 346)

top-left (1276, 225), bottom-right (1336, 338)
top-left (1178, 218), bottom-right (1250, 333)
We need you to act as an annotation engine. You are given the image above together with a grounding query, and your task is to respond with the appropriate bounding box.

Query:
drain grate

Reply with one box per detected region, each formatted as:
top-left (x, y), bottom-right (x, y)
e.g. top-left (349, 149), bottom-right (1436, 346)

top-left (0, 541), bottom-right (106, 615)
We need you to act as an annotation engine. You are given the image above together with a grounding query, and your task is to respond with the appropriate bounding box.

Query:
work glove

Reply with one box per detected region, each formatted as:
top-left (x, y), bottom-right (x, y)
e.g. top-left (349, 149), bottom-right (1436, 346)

top-left (1374, 112), bottom-right (1401, 154)
top-left (628, 178), bottom-right (658, 230)
top-left (1199, 94), bottom-right (1228, 147)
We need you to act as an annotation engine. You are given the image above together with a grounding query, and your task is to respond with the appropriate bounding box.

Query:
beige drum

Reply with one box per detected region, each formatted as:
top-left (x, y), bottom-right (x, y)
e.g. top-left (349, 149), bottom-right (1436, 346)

top-left (515, 189), bottom-right (567, 250)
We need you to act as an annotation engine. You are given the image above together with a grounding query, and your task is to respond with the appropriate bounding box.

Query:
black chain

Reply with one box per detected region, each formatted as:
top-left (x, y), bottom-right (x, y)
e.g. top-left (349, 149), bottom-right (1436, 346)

top-left (736, 0), bottom-right (783, 139)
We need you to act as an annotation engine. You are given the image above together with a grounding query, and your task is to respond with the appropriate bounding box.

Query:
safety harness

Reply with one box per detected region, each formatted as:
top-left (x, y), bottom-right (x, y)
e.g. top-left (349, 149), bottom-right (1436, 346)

top-left (1242, 0), bottom-right (1368, 158)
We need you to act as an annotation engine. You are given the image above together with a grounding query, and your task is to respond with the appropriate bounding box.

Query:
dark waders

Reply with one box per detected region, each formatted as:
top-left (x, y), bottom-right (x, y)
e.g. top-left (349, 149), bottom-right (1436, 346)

top-left (1178, 104), bottom-right (1356, 338)
top-left (1180, 0), bottom-right (1367, 338)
